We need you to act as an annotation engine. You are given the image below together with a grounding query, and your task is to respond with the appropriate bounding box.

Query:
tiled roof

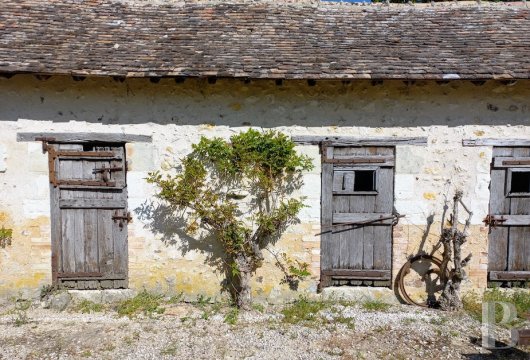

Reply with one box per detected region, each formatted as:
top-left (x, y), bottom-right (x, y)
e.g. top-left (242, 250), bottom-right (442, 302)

top-left (0, 1), bottom-right (529, 79)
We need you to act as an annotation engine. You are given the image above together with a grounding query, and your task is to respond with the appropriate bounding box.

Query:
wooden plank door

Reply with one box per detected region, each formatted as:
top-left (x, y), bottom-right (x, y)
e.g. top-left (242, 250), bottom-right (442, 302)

top-left (488, 147), bottom-right (530, 284)
top-left (48, 143), bottom-right (129, 289)
top-left (321, 145), bottom-right (394, 288)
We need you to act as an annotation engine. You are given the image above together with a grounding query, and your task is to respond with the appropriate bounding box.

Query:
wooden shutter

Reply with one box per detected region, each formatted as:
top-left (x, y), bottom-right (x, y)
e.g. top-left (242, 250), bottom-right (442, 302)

top-left (488, 147), bottom-right (530, 283)
top-left (49, 143), bottom-right (129, 289)
top-left (321, 145), bottom-right (394, 288)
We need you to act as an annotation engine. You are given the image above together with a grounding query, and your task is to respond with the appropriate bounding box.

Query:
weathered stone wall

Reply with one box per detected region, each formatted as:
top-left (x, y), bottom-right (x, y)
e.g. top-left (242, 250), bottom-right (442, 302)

top-left (0, 75), bottom-right (529, 301)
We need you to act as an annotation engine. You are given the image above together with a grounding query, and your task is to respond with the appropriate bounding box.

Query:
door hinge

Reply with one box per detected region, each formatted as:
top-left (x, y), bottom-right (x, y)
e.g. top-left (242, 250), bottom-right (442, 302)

top-left (112, 210), bottom-right (132, 229)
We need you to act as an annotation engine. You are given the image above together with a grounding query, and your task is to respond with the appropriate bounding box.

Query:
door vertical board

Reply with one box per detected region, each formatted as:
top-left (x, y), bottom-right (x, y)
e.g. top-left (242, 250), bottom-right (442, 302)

top-left (362, 176), bottom-right (376, 271)
top-left (113, 188), bottom-right (128, 278)
top-left (373, 226), bottom-right (392, 270)
top-left (509, 196), bottom-right (530, 271)
top-left (335, 195), bottom-right (351, 269)
top-left (507, 227), bottom-right (527, 271)
top-left (73, 209), bottom-right (86, 273)
top-left (72, 150), bottom-right (85, 273)
top-left (488, 148), bottom-right (511, 271)
top-left (348, 196), bottom-right (365, 270)
top-left (526, 232), bottom-right (530, 271)
top-left (49, 144), bottom-right (61, 284)
top-left (84, 209), bottom-right (99, 272)
top-left (60, 212), bottom-right (74, 273)
top-left (363, 226), bottom-right (374, 270)
top-left (375, 168), bottom-right (394, 213)
top-left (82, 158), bottom-right (99, 273)
top-left (321, 161), bottom-right (334, 272)
top-left (98, 209), bottom-right (114, 275)
top-left (374, 166), bottom-right (394, 271)
top-left (488, 228), bottom-right (509, 271)
top-left (488, 147), bottom-right (530, 283)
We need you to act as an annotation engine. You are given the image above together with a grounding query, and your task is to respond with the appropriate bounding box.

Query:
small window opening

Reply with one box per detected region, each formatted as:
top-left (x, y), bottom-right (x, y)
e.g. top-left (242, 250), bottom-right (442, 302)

top-left (354, 170), bottom-right (376, 192)
top-left (510, 171), bottom-right (530, 193)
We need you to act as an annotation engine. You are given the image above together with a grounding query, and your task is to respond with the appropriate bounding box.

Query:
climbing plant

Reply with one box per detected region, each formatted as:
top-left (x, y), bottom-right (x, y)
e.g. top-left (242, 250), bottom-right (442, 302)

top-left (147, 129), bottom-right (314, 308)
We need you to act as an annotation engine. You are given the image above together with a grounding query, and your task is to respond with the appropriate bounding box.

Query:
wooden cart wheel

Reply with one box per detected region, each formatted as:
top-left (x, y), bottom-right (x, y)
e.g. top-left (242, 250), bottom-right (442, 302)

top-left (397, 254), bottom-right (448, 307)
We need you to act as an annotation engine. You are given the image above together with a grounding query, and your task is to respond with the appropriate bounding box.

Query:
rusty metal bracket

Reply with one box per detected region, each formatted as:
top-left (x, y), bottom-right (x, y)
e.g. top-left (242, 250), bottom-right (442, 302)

top-left (55, 151), bottom-right (117, 158)
top-left (320, 141), bottom-right (332, 163)
top-left (483, 214), bottom-right (506, 229)
top-left (112, 210), bottom-right (132, 229)
top-left (35, 136), bottom-right (56, 154)
top-left (47, 146), bottom-right (59, 186)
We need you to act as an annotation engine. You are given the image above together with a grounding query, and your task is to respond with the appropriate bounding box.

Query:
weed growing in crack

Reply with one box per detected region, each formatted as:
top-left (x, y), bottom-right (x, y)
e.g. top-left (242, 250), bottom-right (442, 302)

top-left (12, 297), bottom-right (31, 326)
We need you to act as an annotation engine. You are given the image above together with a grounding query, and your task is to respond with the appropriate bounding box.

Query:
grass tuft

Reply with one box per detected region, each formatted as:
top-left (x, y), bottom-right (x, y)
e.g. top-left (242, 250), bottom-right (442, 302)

top-left (463, 288), bottom-right (530, 327)
top-left (76, 300), bottom-right (103, 314)
top-left (116, 290), bottom-right (165, 318)
top-left (166, 292), bottom-right (184, 305)
top-left (224, 307), bottom-right (239, 325)
top-left (252, 303), bottom-right (265, 313)
top-left (361, 299), bottom-right (391, 312)
top-left (160, 345), bottom-right (178, 356)
top-left (281, 296), bottom-right (327, 324)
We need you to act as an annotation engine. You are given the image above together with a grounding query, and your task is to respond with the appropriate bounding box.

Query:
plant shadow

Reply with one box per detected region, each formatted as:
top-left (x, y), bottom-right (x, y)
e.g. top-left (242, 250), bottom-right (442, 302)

top-left (133, 170), bottom-right (306, 301)
top-left (393, 213), bottom-right (443, 307)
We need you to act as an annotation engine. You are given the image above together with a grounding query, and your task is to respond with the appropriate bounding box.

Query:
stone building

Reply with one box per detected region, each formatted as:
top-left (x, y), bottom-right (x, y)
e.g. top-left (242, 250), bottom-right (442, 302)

top-left (0, 0), bottom-right (529, 302)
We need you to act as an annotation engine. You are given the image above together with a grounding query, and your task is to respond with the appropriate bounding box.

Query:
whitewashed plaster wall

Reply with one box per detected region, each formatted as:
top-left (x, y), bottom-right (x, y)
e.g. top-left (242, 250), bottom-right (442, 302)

top-left (0, 75), bottom-right (529, 299)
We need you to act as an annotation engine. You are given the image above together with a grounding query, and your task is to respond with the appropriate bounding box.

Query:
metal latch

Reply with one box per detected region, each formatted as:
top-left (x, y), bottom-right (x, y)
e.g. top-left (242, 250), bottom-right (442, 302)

top-left (483, 214), bottom-right (506, 228)
top-left (112, 210), bottom-right (132, 229)
top-left (93, 166), bottom-right (123, 182)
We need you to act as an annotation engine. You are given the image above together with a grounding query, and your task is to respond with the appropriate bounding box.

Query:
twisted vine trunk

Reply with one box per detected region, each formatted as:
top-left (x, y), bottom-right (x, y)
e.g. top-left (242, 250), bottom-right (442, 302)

top-left (234, 242), bottom-right (263, 310)
top-left (438, 191), bottom-right (473, 311)
top-left (236, 271), bottom-right (252, 309)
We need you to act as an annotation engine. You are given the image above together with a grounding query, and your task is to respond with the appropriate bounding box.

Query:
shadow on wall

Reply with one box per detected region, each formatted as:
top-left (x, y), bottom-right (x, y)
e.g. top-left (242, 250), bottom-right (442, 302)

top-left (134, 199), bottom-right (229, 280)
top-left (0, 76), bottom-right (529, 127)
top-left (394, 213), bottom-right (439, 306)
top-left (133, 166), bottom-right (307, 300)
